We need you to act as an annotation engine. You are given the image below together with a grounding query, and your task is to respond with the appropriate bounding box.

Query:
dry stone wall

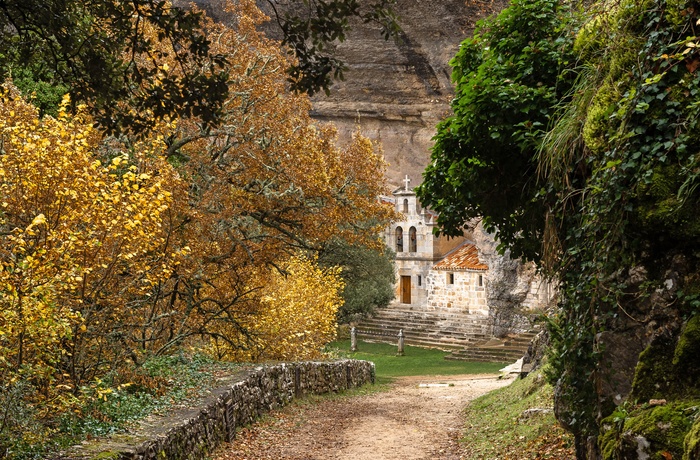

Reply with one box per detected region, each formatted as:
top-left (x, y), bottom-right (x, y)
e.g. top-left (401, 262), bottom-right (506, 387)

top-left (58, 360), bottom-right (374, 460)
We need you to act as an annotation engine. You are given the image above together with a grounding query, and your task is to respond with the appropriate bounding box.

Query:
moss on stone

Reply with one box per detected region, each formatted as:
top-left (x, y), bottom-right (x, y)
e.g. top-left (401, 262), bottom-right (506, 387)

top-left (684, 416), bottom-right (700, 460)
top-left (674, 316), bottom-right (700, 367)
top-left (626, 403), bottom-right (696, 457)
top-left (599, 427), bottom-right (617, 459)
top-left (599, 408), bottom-right (628, 459)
top-left (630, 315), bottom-right (700, 403)
top-left (579, 0), bottom-right (664, 157)
top-left (609, 317), bottom-right (700, 459)
top-left (636, 166), bottom-right (682, 223)
top-left (582, 80), bottom-right (618, 154)
top-left (630, 334), bottom-right (676, 402)
top-left (665, 0), bottom-right (697, 27)
top-left (580, 44), bottom-right (639, 155)
top-left (94, 452), bottom-right (121, 459)
top-left (672, 315), bottom-right (700, 396)
top-left (573, 14), bottom-right (608, 60)
top-left (634, 164), bottom-right (700, 243)
top-left (614, 0), bottom-right (654, 30)
top-left (599, 402), bottom-right (700, 459)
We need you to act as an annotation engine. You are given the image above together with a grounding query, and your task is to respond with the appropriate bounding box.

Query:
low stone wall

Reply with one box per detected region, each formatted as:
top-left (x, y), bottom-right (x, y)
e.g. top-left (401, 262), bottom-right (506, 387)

top-left (59, 360), bottom-right (374, 460)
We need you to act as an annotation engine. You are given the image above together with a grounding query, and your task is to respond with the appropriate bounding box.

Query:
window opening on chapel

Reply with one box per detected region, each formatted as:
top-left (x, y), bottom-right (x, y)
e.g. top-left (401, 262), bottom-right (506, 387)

top-left (478, 274), bottom-right (483, 287)
top-left (409, 227), bottom-right (417, 252)
top-left (403, 198), bottom-right (409, 213)
top-left (396, 226), bottom-right (404, 252)
top-left (418, 275), bottom-right (422, 286)
top-left (448, 273), bottom-right (454, 285)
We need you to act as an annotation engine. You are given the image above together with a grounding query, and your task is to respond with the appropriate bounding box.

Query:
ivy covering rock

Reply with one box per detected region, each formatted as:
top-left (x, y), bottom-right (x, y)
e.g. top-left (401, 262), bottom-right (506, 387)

top-left (417, 0), bottom-right (700, 458)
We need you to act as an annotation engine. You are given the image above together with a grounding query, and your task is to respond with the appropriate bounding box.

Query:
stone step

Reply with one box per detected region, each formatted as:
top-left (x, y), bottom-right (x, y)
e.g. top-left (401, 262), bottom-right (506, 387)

top-left (360, 326), bottom-right (489, 337)
top-left (445, 331), bottom-right (537, 363)
top-left (352, 307), bottom-right (539, 360)
top-left (356, 335), bottom-right (478, 352)
top-left (361, 317), bottom-right (488, 328)
top-left (359, 318), bottom-right (488, 330)
top-left (445, 353), bottom-right (516, 364)
top-left (361, 313), bottom-right (491, 329)
top-left (360, 318), bottom-right (439, 327)
top-left (370, 310), bottom-right (490, 323)
top-left (354, 324), bottom-right (486, 341)
top-left (371, 306), bottom-right (488, 317)
top-left (357, 325), bottom-right (489, 340)
top-left (447, 348), bottom-right (525, 361)
top-left (362, 317), bottom-right (475, 327)
top-left (356, 328), bottom-right (488, 343)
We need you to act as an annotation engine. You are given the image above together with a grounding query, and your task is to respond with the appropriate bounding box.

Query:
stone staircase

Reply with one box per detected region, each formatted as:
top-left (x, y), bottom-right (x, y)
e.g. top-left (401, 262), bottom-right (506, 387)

top-left (445, 331), bottom-right (538, 363)
top-left (355, 307), bottom-right (537, 363)
top-left (356, 307), bottom-right (491, 351)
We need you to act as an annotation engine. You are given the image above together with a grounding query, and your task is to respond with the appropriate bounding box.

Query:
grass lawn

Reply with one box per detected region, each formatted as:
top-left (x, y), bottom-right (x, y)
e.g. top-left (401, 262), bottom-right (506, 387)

top-left (328, 339), bottom-right (504, 381)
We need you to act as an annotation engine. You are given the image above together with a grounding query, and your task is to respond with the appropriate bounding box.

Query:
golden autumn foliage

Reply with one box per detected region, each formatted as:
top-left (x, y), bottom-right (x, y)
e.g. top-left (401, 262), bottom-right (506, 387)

top-left (0, 86), bottom-right (182, 397)
top-left (211, 255), bottom-right (344, 362)
top-left (0, 2), bottom-right (396, 455)
top-left (134, 0), bottom-right (396, 356)
top-left (0, 4), bottom-right (395, 450)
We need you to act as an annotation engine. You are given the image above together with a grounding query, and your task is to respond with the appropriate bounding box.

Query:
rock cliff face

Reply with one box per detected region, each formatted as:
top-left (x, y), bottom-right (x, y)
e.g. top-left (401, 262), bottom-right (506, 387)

top-left (307, 0), bottom-right (506, 189)
top-left (472, 222), bottom-right (553, 336)
top-left (187, 0), bottom-right (506, 188)
top-left (189, 0), bottom-right (506, 187)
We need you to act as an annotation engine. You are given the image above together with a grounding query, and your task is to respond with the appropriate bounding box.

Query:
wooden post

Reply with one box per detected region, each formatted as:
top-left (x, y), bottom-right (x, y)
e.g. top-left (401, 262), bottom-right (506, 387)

top-left (397, 329), bottom-right (405, 356)
top-left (351, 327), bottom-right (357, 352)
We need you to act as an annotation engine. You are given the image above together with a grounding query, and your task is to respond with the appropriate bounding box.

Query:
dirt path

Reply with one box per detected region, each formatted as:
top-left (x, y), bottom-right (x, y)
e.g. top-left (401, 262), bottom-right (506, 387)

top-left (214, 374), bottom-right (513, 460)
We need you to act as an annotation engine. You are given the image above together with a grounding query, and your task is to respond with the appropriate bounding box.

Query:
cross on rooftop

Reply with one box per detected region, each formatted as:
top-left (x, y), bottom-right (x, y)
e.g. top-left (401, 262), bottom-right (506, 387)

top-left (403, 175), bottom-right (411, 190)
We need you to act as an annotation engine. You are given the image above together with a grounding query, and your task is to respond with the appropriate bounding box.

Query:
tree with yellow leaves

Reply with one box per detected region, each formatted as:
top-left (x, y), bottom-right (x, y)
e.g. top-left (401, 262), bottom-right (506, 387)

top-left (211, 255), bottom-right (344, 362)
top-left (133, 0), bottom-right (396, 357)
top-left (0, 85), bottom-right (181, 398)
top-left (0, 0), bottom-right (395, 402)
top-left (0, 1), bottom-right (395, 455)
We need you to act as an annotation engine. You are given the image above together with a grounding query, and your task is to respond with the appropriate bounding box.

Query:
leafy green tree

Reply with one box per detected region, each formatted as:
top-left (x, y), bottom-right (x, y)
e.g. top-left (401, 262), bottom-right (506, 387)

top-left (318, 239), bottom-right (395, 323)
top-left (417, 0), bottom-right (578, 262)
top-left (7, 67), bottom-right (67, 118)
top-left (418, 0), bottom-right (700, 457)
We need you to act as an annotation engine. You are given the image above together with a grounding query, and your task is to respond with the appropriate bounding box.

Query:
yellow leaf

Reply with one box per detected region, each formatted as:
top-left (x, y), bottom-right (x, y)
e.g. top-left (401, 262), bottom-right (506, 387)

top-left (31, 214), bottom-right (46, 227)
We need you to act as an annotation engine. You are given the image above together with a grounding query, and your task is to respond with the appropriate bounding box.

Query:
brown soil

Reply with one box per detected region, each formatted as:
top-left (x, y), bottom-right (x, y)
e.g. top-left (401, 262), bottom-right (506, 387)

top-left (214, 374), bottom-right (513, 460)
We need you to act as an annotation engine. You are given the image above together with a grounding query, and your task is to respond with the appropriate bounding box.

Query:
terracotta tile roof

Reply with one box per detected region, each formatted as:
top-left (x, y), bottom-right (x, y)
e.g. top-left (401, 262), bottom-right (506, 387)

top-left (379, 195), bottom-right (395, 205)
top-left (433, 242), bottom-right (488, 271)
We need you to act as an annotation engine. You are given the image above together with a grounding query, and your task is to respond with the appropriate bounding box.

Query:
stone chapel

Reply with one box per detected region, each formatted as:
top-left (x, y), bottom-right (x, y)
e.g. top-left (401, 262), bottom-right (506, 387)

top-left (383, 176), bottom-right (489, 314)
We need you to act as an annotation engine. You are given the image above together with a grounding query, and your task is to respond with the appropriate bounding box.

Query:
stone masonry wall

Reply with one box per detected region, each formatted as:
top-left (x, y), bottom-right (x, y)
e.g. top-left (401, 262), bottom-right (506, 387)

top-left (58, 360), bottom-right (374, 460)
top-left (426, 270), bottom-right (488, 314)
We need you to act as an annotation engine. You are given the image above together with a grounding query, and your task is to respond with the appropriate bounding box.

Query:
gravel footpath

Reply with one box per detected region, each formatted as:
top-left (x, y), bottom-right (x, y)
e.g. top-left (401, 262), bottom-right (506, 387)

top-left (214, 374), bottom-right (513, 460)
